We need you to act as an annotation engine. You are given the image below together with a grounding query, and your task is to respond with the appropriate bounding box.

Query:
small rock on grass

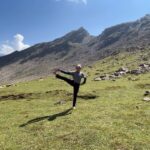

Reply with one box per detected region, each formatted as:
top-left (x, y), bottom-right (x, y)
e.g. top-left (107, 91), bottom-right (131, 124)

top-left (54, 100), bottom-right (66, 105)
top-left (143, 97), bottom-right (150, 102)
top-left (144, 91), bottom-right (150, 96)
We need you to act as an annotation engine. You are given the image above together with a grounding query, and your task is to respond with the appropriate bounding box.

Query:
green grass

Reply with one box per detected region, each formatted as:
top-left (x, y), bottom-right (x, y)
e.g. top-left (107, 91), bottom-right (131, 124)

top-left (0, 51), bottom-right (150, 150)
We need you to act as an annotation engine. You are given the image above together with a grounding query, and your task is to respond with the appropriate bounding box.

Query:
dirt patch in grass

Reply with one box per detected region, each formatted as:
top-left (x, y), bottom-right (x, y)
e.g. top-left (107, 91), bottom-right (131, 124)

top-left (0, 93), bottom-right (38, 101)
top-left (0, 90), bottom-right (71, 101)
top-left (136, 83), bottom-right (150, 89)
top-left (46, 90), bottom-right (99, 100)
top-left (45, 90), bottom-right (72, 96)
top-left (104, 86), bottom-right (126, 90)
top-left (78, 94), bottom-right (99, 100)
top-left (0, 89), bottom-right (99, 101)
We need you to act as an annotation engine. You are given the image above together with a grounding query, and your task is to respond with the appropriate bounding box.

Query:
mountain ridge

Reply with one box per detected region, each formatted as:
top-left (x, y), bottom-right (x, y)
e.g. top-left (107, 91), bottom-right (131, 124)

top-left (0, 15), bottom-right (150, 84)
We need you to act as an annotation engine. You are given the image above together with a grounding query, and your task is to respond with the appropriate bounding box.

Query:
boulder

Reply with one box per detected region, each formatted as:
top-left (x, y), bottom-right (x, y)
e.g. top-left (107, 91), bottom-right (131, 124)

top-left (101, 74), bottom-right (110, 80)
top-left (94, 77), bottom-right (102, 81)
top-left (101, 77), bottom-right (109, 80)
top-left (114, 72), bottom-right (122, 77)
top-left (100, 75), bottom-right (107, 78)
top-left (119, 71), bottom-right (126, 75)
top-left (109, 75), bottom-right (117, 79)
top-left (130, 69), bottom-right (142, 75)
top-left (139, 64), bottom-right (150, 73)
top-left (139, 64), bottom-right (149, 68)
top-left (117, 67), bottom-right (129, 73)
top-left (94, 74), bottom-right (110, 81)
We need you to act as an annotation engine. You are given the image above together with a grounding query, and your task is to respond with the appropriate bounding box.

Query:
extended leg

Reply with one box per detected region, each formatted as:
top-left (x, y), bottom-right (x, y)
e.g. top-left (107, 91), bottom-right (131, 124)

top-left (56, 74), bottom-right (74, 86)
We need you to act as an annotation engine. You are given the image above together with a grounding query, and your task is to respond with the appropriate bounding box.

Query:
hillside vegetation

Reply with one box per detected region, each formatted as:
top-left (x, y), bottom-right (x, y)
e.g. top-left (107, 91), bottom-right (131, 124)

top-left (0, 50), bottom-right (149, 150)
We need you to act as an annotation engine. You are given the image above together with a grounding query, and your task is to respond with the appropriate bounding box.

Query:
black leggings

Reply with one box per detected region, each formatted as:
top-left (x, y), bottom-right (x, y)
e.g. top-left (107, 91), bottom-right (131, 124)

top-left (56, 74), bottom-right (80, 107)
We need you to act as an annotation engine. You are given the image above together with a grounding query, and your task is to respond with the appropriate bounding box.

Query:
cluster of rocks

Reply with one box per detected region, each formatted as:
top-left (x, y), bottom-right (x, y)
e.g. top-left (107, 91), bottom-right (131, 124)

top-left (94, 67), bottom-right (129, 81)
top-left (94, 63), bottom-right (150, 81)
top-left (129, 64), bottom-right (150, 75)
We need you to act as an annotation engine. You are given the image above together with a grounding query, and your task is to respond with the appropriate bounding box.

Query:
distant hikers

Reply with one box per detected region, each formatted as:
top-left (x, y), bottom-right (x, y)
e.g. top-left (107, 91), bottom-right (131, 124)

top-left (54, 64), bottom-right (87, 109)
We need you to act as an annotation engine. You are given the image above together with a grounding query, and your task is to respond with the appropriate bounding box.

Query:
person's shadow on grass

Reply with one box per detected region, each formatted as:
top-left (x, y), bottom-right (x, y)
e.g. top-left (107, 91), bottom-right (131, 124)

top-left (19, 108), bottom-right (72, 127)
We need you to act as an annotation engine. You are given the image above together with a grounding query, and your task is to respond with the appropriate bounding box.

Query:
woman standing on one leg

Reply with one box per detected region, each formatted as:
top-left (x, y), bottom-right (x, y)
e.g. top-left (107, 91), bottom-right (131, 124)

top-left (54, 64), bottom-right (87, 109)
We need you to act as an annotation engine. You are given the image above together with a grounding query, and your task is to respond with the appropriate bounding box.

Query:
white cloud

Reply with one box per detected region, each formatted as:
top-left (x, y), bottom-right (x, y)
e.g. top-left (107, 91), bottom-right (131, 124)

top-left (0, 34), bottom-right (30, 55)
top-left (56, 0), bottom-right (87, 5)
top-left (68, 0), bottom-right (87, 5)
top-left (1, 45), bottom-right (14, 55)
top-left (13, 34), bottom-right (30, 51)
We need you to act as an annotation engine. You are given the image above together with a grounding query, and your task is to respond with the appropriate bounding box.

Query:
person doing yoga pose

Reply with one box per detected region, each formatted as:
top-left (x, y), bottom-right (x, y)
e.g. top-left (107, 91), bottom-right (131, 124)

top-left (54, 64), bottom-right (87, 109)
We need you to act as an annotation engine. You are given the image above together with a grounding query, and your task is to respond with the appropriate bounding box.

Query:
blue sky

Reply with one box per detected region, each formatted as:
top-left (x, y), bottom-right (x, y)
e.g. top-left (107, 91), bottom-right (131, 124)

top-left (0, 0), bottom-right (150, 55)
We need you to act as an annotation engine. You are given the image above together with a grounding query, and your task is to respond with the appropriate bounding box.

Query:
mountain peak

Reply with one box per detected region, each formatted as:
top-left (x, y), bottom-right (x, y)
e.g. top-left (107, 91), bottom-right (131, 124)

top-left (139, 14), bottom-right (150, 22)
top-left (143, 14), bottom-right (150, 19)
top-left (58, 27), bottom-right (90, 44)
top-left (68, 27), bottom-right (89, 37)
top-left (77, 27), bottom-right (88, 32)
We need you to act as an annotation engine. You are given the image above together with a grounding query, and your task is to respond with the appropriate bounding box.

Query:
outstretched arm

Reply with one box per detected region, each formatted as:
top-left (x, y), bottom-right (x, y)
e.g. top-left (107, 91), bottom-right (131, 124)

top-left (59, 69), bottom-right (73, 75)
top-left (81, 76), bottom-right (87, 85)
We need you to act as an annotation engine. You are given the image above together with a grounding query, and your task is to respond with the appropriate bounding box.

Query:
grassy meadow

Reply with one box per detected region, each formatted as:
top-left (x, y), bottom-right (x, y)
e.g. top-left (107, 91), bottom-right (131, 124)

top-left (0, 51), bottom-right (150, 150)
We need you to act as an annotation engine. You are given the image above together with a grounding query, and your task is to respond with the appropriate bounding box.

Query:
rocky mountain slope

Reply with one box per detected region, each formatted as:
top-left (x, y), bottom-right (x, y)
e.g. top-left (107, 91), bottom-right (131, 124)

top-left (88, 14), bottom-right (150, 58)
top-left (0, 15), bottom-right (150, 84)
